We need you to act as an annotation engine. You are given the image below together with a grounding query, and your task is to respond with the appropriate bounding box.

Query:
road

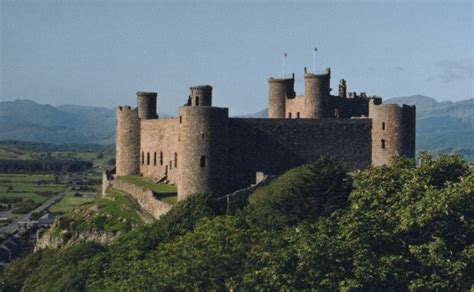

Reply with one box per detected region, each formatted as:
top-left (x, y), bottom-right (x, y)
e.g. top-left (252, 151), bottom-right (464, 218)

top-left (0, 186), bottom-right (72, 237)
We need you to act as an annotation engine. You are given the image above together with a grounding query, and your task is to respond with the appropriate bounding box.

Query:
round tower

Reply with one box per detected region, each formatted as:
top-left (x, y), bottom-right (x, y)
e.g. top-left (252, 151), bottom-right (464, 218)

top-left (369, 101), bottom-right (404, 166)
top-left (136, 91), bottom-right (158, 119)
top-left (116, 106), bottom-right (140, 176)
top-left (189, 85), bottom-right (212, 106)
top-left (268, 77), bottom-right (294, 119)
top-left (177, 105), bottom-right (229, 201)
top-left (304, 68), bottom-right (331, 119)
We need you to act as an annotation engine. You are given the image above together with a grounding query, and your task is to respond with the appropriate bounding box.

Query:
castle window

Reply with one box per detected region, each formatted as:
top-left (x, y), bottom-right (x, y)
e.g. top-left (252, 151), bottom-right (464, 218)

top-left (288, 112), bottom-right (292, 119)
top-left (174, 152), bottom-right (178, 167)
top-left (200, 155), bottom-right (206, 167)
top-left (147, 152), bottom-right (150, 165)
top-left (160, 152), bottom-right (163, 165)
top-left (142, 152), bottom-right (144, 165)
top-left (170, 161), bottom-right (172, 170)
top-left (165, 165), bottom-right (168, 175)
top-left (296, 112), bottom-right (300, 119)
top-left (153, 152), bottom-right (157, 166)
top-left (179, 116), bottom-right (182, 124)
top-left (381, 139), bottom-right (386, 149)
top-left (196, 96), bottom-right (200, 106)
top-left (382, 122), bottom-right (385, 130)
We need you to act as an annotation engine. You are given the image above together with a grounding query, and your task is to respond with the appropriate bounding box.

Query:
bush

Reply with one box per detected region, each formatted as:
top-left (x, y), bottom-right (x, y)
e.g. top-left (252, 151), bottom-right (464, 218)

top-left (245, 158), bottom-right (351, 228)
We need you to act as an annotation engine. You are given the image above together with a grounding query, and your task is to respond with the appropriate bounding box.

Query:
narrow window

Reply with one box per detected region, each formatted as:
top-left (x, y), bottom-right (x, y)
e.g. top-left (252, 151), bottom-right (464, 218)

top-left (196, 96), bottom-right (200, 106)
top-left (296, 112), bottom-right (300, 119)
top-left (153, 152), bottom-right (157, 166)
top-left (174, 152), bottom-right (178, 167)
top-left (179, 116), bottom-right (182, 124)
top-left (165, 165), bottom-right (168, 175)
top-left (382, 122), bottom-right (385, 130)
top-left (160, 152), bottom-right (163, 165)
top-left (169, 161), bottom-right (172, 170)
top-left (288, 112), bottom-right (292, 119)
top-left (147, 152), bottom-right (150, 165)
top-left (142, 152), bottom-right (144, 165)
top-left (200, 155), bottom-right (206, 167)
top-left (381, 139), bottom-right (386, 149)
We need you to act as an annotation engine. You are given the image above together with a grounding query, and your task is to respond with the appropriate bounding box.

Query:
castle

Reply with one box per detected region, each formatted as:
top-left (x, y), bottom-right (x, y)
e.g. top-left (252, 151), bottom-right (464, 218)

top-left (114, 67), bottom-right (416, 201)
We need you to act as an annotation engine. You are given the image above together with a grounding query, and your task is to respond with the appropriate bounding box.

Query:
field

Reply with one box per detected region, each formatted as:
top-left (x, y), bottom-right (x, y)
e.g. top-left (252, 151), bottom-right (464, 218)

top-left (48, 194), bottom-right (95, 213)
top-left (0, 143), bottom-right (114, 234)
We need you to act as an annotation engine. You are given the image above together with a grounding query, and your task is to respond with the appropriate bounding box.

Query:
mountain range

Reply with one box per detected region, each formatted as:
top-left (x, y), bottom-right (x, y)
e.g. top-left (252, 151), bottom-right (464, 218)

top-left (0, 96), bottom-right (472, 160)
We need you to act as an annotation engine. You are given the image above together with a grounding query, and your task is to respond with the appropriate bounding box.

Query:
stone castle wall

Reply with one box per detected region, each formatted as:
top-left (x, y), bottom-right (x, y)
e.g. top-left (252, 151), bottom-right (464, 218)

top-left (111, 180), bottom-right (172, 219)
top-left (225, 118), bottom-right (372, 192)
top-left (140, 118), bottom-right (179, 183)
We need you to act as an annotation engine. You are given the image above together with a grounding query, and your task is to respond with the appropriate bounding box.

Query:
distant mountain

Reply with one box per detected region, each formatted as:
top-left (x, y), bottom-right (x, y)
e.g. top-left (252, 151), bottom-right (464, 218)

top-left (241, 96), bottom-right (474, 161)
top-left (0, 99), bottom-right (169, 145)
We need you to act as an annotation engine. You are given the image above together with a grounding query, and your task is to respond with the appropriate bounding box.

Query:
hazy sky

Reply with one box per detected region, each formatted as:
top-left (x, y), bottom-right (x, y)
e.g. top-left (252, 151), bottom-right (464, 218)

top-left (1, 0), bottom-right (473, 115)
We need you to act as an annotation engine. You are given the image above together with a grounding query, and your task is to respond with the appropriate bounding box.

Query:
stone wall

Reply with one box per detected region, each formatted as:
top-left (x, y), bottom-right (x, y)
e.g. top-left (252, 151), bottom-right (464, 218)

top-left (226, 117), bottom-right (372, 192)
top-left (110, 180), bottom-right (172, 219)
top-left (140, 118), bottom-right (179, 183)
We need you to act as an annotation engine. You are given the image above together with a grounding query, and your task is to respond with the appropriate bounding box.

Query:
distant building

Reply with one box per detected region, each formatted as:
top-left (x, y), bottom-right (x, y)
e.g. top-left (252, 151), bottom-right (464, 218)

top-left (112, 67), bottom-right (416, 201)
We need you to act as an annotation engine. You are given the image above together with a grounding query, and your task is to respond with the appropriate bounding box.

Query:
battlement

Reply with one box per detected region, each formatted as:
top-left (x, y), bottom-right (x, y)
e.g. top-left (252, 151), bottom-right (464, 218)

top-left (117, 105), bottom-right (132, 111)
top-left (188, 85), bottom-right (213, 107)
top-left (136, 91), bottom-right (157, 97)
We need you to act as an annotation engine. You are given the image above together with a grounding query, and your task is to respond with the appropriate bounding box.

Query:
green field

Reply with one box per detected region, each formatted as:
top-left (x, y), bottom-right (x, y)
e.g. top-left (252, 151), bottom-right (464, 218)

top-left (0, 174), bottom-right (65, 204)
top-left (49, 194), bottom-right (96, 213)
top-left (116, 176), bottom-right (177, 204)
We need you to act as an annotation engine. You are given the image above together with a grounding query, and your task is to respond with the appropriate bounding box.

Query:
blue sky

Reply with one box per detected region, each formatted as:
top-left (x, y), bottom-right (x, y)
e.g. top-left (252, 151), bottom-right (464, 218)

top-left (1, 0), bottom-right (472, 115)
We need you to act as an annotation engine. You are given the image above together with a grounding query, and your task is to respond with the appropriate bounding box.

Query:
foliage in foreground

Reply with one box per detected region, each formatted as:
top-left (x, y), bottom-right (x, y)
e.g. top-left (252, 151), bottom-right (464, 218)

top-left (0, 154), bottom-right (472, 290)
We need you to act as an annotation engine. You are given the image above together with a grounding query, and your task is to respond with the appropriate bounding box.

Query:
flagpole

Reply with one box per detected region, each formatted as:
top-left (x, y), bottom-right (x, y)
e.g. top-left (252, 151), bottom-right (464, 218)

top-left (283, 52), bottom-right (286, 78)
top-left (313, 47), bottom-right (317, 73)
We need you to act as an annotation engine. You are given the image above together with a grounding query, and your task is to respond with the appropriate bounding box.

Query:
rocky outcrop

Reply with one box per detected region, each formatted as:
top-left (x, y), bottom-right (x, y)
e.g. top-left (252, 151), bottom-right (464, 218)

top-left (34, 228), bottom-right (116, 251)
top-left (110, 180), bottom-right (172, 219)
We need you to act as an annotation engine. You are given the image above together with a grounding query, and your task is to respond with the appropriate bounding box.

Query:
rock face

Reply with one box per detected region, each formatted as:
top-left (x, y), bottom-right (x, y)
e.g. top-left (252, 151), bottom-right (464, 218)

top-left (34, 228), bottom-right (116, 252)
top-left (110, 180), bottom-right (173, 219)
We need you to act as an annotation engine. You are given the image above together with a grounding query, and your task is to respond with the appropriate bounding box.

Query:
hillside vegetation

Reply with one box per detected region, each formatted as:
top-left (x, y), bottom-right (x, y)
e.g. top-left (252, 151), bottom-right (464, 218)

top-left (0, 155), bottom-right (472, 290)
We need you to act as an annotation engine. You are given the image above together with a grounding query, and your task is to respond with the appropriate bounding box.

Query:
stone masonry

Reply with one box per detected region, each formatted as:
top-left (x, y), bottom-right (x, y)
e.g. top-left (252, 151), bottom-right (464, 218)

top-left (114, 67), bottom-right (416, 201)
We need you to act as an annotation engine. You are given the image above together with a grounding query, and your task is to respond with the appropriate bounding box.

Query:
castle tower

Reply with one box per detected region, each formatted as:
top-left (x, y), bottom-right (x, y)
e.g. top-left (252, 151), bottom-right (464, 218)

top-left (304, 68), bottom-right (331, 118)
top-left (369, 100), bottom-right (416, 166)
top-left (268, 77), bottom-right (295, 119)
top-left (116, 106), bottom-right (140, 176)
top-left (339, 79), bottom-right (347, 98)
top-left (177, 86), bottom-right (229, 201)
top-left (189, 85), bottom-right (213, 106)
top-left (137, 91), bottom-right (158, 119)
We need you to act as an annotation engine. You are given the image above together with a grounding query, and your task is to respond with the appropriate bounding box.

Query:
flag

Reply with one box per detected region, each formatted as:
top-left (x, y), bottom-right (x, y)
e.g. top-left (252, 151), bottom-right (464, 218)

top-left (284, 52), bottom-right (287, 58)
top-left (315, 47), bottom-right (317, 52)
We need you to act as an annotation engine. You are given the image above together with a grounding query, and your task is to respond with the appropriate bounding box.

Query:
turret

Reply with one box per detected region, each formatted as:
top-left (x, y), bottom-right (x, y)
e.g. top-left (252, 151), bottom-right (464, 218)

top-left (339, 79), bottom-right (347, 98)
top-left (304, 68), bottom-right (331, 118)
top-left (137, 91), bottom-right (158, 119)
top-left (268, 77), bottom-right (295, 119)
top-left (189, 85), bottom-right (212, 106)
top-left (116, 106), bottom-right (140, 176)
top-left (177, 87), bottom-right (229, 201)
top-left (369, 100), bottom-right (416, 166)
